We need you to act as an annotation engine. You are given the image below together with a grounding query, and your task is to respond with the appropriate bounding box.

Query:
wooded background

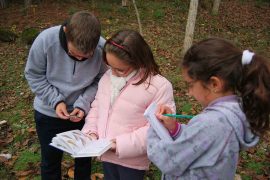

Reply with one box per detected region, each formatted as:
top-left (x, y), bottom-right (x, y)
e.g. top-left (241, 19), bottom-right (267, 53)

top-left (0, 0), bottom-right (269, 179)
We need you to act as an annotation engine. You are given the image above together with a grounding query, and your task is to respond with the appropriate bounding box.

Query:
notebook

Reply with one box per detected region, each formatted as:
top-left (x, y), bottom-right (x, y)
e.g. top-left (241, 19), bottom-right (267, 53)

top-left (144, 102), bottom-right (173, 142)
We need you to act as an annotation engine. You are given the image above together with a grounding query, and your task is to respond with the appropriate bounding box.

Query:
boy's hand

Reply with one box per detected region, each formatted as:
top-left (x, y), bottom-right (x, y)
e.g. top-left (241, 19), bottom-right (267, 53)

top-left (155, 104), bottom-right (177, 131)
top-left (69, 108), bottom-right (84, 122)
top-left (56, 102), bottom-right (69, 120)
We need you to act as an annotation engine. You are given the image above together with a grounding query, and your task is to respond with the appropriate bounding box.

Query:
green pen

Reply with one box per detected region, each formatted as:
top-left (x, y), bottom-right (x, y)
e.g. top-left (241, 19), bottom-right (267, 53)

top-left (163, 114), bottom-right (194, 119)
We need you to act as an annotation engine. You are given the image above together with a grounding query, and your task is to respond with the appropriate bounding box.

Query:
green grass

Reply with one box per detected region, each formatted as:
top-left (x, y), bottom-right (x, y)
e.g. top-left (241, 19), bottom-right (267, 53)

top-left (0, 0), bottom-right (269, 179)
top-left (14, 150), bottom-right (40, 171)
top-left (255, 0), bottom-right (270, 7)
top-left (245, 161), bottom-right (265, 174)
top-left (241, 175), bottom-right (252, 180)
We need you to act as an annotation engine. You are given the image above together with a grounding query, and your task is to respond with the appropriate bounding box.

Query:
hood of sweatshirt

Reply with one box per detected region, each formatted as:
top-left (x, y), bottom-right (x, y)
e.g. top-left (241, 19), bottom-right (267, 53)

top-left (205, 95), bottom-right (259, 150)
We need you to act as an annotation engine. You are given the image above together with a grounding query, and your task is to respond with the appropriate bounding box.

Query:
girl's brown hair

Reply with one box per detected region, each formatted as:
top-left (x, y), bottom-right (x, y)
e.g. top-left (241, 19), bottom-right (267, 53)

top-left (182, 38), bottom-right (270, 135)
top-left (103, 29), bottom-right (160, 85)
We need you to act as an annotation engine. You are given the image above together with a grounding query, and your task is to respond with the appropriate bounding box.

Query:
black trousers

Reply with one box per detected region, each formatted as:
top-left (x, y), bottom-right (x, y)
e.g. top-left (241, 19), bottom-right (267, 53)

top-left (103, 162), bottom-right (145, 180)
top-left (34, 110), bottom-right (91, 180)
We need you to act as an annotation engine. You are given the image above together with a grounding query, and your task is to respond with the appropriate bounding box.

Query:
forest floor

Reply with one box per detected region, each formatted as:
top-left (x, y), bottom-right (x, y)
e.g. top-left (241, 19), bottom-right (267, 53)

top-left (0, 0), bottom-right (269, 179)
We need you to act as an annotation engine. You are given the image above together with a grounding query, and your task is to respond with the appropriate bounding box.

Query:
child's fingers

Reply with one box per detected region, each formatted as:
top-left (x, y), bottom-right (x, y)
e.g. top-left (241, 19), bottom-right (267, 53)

top-left (57, 112), bottom-right (69, 119)
top-left (156, 113), bottom-right (172, 122)
top-left (89, 134), bottom-right (98, 140)
top-left (56, 102), bottom-right (69, 119)
top-left (69, 108), bottom-right (84, 122)
top-left (70, 108), bottom-right (80, 116)
top-left (156, 104), bottom-right (171, 115)
top-left (69, 116), bottom-right (81, 122)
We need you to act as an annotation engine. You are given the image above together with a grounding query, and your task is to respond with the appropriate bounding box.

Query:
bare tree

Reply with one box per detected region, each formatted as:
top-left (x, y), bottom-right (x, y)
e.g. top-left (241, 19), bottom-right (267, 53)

top-left (122, 0), bottom-right (128, 7)
top-left (132, 0), bottom-right (143, 35)
top-left (25, 0), bottom-right (32, 8)
top-left (0, 0), bottom-right (7, 8)
top-left (182, 0), bottom-right (199, 57)
top-left (212, 0), bottom-right (221, 15)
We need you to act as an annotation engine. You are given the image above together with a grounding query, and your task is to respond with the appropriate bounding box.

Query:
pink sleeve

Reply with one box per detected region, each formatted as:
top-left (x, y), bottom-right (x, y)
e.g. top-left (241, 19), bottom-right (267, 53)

top-left (116, 123), bottom-right (150, 158)
top-left (81, 97), bottom-right (99, 135)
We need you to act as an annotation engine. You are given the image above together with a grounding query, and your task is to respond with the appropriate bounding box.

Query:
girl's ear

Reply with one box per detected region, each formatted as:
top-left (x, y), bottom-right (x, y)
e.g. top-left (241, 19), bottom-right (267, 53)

top-left (63, 26), bottom-right (67, 33)
top-left (209, 76), bottom-right (224, 93)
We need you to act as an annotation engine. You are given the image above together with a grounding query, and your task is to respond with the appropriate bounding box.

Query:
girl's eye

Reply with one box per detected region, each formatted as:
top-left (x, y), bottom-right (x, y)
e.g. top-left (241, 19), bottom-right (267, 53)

top-left (116, 69), bottom-right (125, 73)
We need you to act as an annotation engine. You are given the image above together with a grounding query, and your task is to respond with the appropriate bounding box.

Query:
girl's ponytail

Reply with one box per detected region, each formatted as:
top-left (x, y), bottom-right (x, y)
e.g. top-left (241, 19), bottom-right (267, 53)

top-left (238, 53), bottom-right (270, 135)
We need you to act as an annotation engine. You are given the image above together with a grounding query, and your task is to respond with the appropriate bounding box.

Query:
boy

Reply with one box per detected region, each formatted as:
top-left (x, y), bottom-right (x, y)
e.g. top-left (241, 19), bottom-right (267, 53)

top-left (25, 11), bottom-right (107, 179)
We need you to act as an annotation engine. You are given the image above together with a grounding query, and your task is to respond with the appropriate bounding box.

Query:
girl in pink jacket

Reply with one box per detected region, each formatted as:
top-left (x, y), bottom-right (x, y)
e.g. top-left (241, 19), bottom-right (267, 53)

top-left (82, 29), bottom-right (175, 180)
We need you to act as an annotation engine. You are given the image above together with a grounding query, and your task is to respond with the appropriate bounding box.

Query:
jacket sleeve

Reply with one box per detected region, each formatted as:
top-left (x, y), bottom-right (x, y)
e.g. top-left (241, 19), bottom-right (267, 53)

top-left (24, 35), bottom-right (65, 109)
top-left (147, 115), bottom-right (228, 177)
top-left (73, 60), bottom-right (107, 114)
top-left (81, 85), bottom-right (100, 136)
top-left (116, 80), bottom-right (175, 158)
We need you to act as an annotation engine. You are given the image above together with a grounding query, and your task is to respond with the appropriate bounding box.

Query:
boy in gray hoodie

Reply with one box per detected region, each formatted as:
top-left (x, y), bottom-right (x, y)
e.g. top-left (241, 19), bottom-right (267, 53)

top-left (25, 11), bottom-right (107, 179)
top-left (147, 38), bottom-right (270, 180)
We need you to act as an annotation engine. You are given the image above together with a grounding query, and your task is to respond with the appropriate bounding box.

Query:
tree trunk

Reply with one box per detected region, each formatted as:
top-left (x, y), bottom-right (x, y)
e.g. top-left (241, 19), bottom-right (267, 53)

top-left (122, 0), bottom-right (128, 7)
top-left (25, 0), bottom-right (32, 8)
top-left (212, 0), bottom-right (221, 15)
top-left (0, 0), bottom-right (7, 8)
top-left (182, 0), bottom-right (199, 57)
top-left (132, 0), bottom-right (143, 35)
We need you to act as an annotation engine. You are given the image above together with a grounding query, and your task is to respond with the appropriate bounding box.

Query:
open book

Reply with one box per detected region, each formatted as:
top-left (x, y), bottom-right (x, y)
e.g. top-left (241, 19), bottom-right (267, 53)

top-left (50, 130), bottom-right (112, 158)
top-left (144, 103), bottom-right (173, 142)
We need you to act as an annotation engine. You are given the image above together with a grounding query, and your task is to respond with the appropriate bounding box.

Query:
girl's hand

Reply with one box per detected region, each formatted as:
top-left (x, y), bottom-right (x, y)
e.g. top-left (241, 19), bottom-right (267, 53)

top-left (110, 139), bottom-right (116, 153)
top-left (155, 104), bottom-right (177, 132)
top-left (89, 133), bottom-right (98, 140)
top-left (69, 108), bottom-right (84, 122)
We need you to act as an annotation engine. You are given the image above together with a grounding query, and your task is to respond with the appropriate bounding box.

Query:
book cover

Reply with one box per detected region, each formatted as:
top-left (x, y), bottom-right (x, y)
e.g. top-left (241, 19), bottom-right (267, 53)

top-left (50, 130), bottom-right (112, 158)
top-left (144, 102), bottom-right (173, 142)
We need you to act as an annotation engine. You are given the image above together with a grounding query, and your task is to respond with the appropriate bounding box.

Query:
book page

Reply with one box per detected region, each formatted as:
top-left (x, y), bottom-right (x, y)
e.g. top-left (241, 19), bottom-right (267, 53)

top-left (73, 139), bottom-right (112, 158)
top-left (51, 131), bottom-right (82, 153)
top-left (144, 103), bottom-right (173, 142)
top-left (50, 130), bottom-right (112, 157)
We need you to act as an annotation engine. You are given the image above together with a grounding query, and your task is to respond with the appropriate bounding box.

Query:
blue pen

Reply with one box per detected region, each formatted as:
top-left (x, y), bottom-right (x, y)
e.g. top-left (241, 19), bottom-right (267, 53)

top-left (163, 114), bottom-right (194, 119)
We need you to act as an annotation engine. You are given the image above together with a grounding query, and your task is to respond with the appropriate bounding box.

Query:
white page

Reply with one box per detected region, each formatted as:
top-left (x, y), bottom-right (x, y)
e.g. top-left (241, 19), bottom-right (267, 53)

top-left (50, 130), bottom-right (112, 157)
top-left (144, 102), bottom-right (173, 142)
top-left (73, 139), bottom-right (112, 158)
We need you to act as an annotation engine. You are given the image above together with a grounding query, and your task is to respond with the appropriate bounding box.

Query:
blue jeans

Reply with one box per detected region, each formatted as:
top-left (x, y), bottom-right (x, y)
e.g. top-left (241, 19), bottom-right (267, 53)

top-left (35, 110), bottom-right (91, 180)
top-left (103, 162), bottom-right (145, 180)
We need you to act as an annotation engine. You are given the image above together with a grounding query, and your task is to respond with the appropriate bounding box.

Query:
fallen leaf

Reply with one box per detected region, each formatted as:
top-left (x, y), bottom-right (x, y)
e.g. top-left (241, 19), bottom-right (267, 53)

top-left (67, 166), bottom-right (74, 178)
top-left (16, 170), bottom-right (34, 177)
top-left (91, 173), bottom-right (104, 180)
top-left (27, 127), bottom-right (36, 134)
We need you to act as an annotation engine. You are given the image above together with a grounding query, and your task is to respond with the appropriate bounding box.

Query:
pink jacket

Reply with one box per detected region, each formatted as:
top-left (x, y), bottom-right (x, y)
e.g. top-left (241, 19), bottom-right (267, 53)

top-left (82, 70), bottom-right (175, 170)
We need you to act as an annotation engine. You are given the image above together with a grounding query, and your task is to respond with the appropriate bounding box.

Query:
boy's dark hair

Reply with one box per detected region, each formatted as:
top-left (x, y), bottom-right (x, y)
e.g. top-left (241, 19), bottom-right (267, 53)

top-left (182, 38), bottom-right (270, 136)
top-left (65, 11), bottom-right (101, 54)
top-left (103, 29), bottom-right (160, 85)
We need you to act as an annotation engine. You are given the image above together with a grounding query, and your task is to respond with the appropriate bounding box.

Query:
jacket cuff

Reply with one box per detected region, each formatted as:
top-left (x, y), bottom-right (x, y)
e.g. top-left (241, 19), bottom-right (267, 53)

top-left (169, 122), bottom-right (181, 138)
top-left (74, 106), bottom-right (86, 116)
top-left (54, 100), bottom-right (65, 110)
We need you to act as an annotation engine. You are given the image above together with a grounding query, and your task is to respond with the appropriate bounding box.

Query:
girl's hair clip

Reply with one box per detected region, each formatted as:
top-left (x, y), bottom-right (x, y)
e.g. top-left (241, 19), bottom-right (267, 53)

top-left (109, 41), bottom-right (126, 50)
top-left (242, 50), bottom-right (255, 65)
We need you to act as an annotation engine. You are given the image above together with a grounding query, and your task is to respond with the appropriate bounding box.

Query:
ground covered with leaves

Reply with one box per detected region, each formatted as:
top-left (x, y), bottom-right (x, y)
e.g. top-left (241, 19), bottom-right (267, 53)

top-left (0, 0), bottom-right (269, 179)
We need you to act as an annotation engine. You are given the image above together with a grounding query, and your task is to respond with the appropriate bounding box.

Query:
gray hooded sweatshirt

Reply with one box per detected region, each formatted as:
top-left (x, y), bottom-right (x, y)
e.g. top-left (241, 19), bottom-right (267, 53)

top-left (147, 95), bottom-right (259, 180)
top-left (25, 25), bottom-right (107, 117)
